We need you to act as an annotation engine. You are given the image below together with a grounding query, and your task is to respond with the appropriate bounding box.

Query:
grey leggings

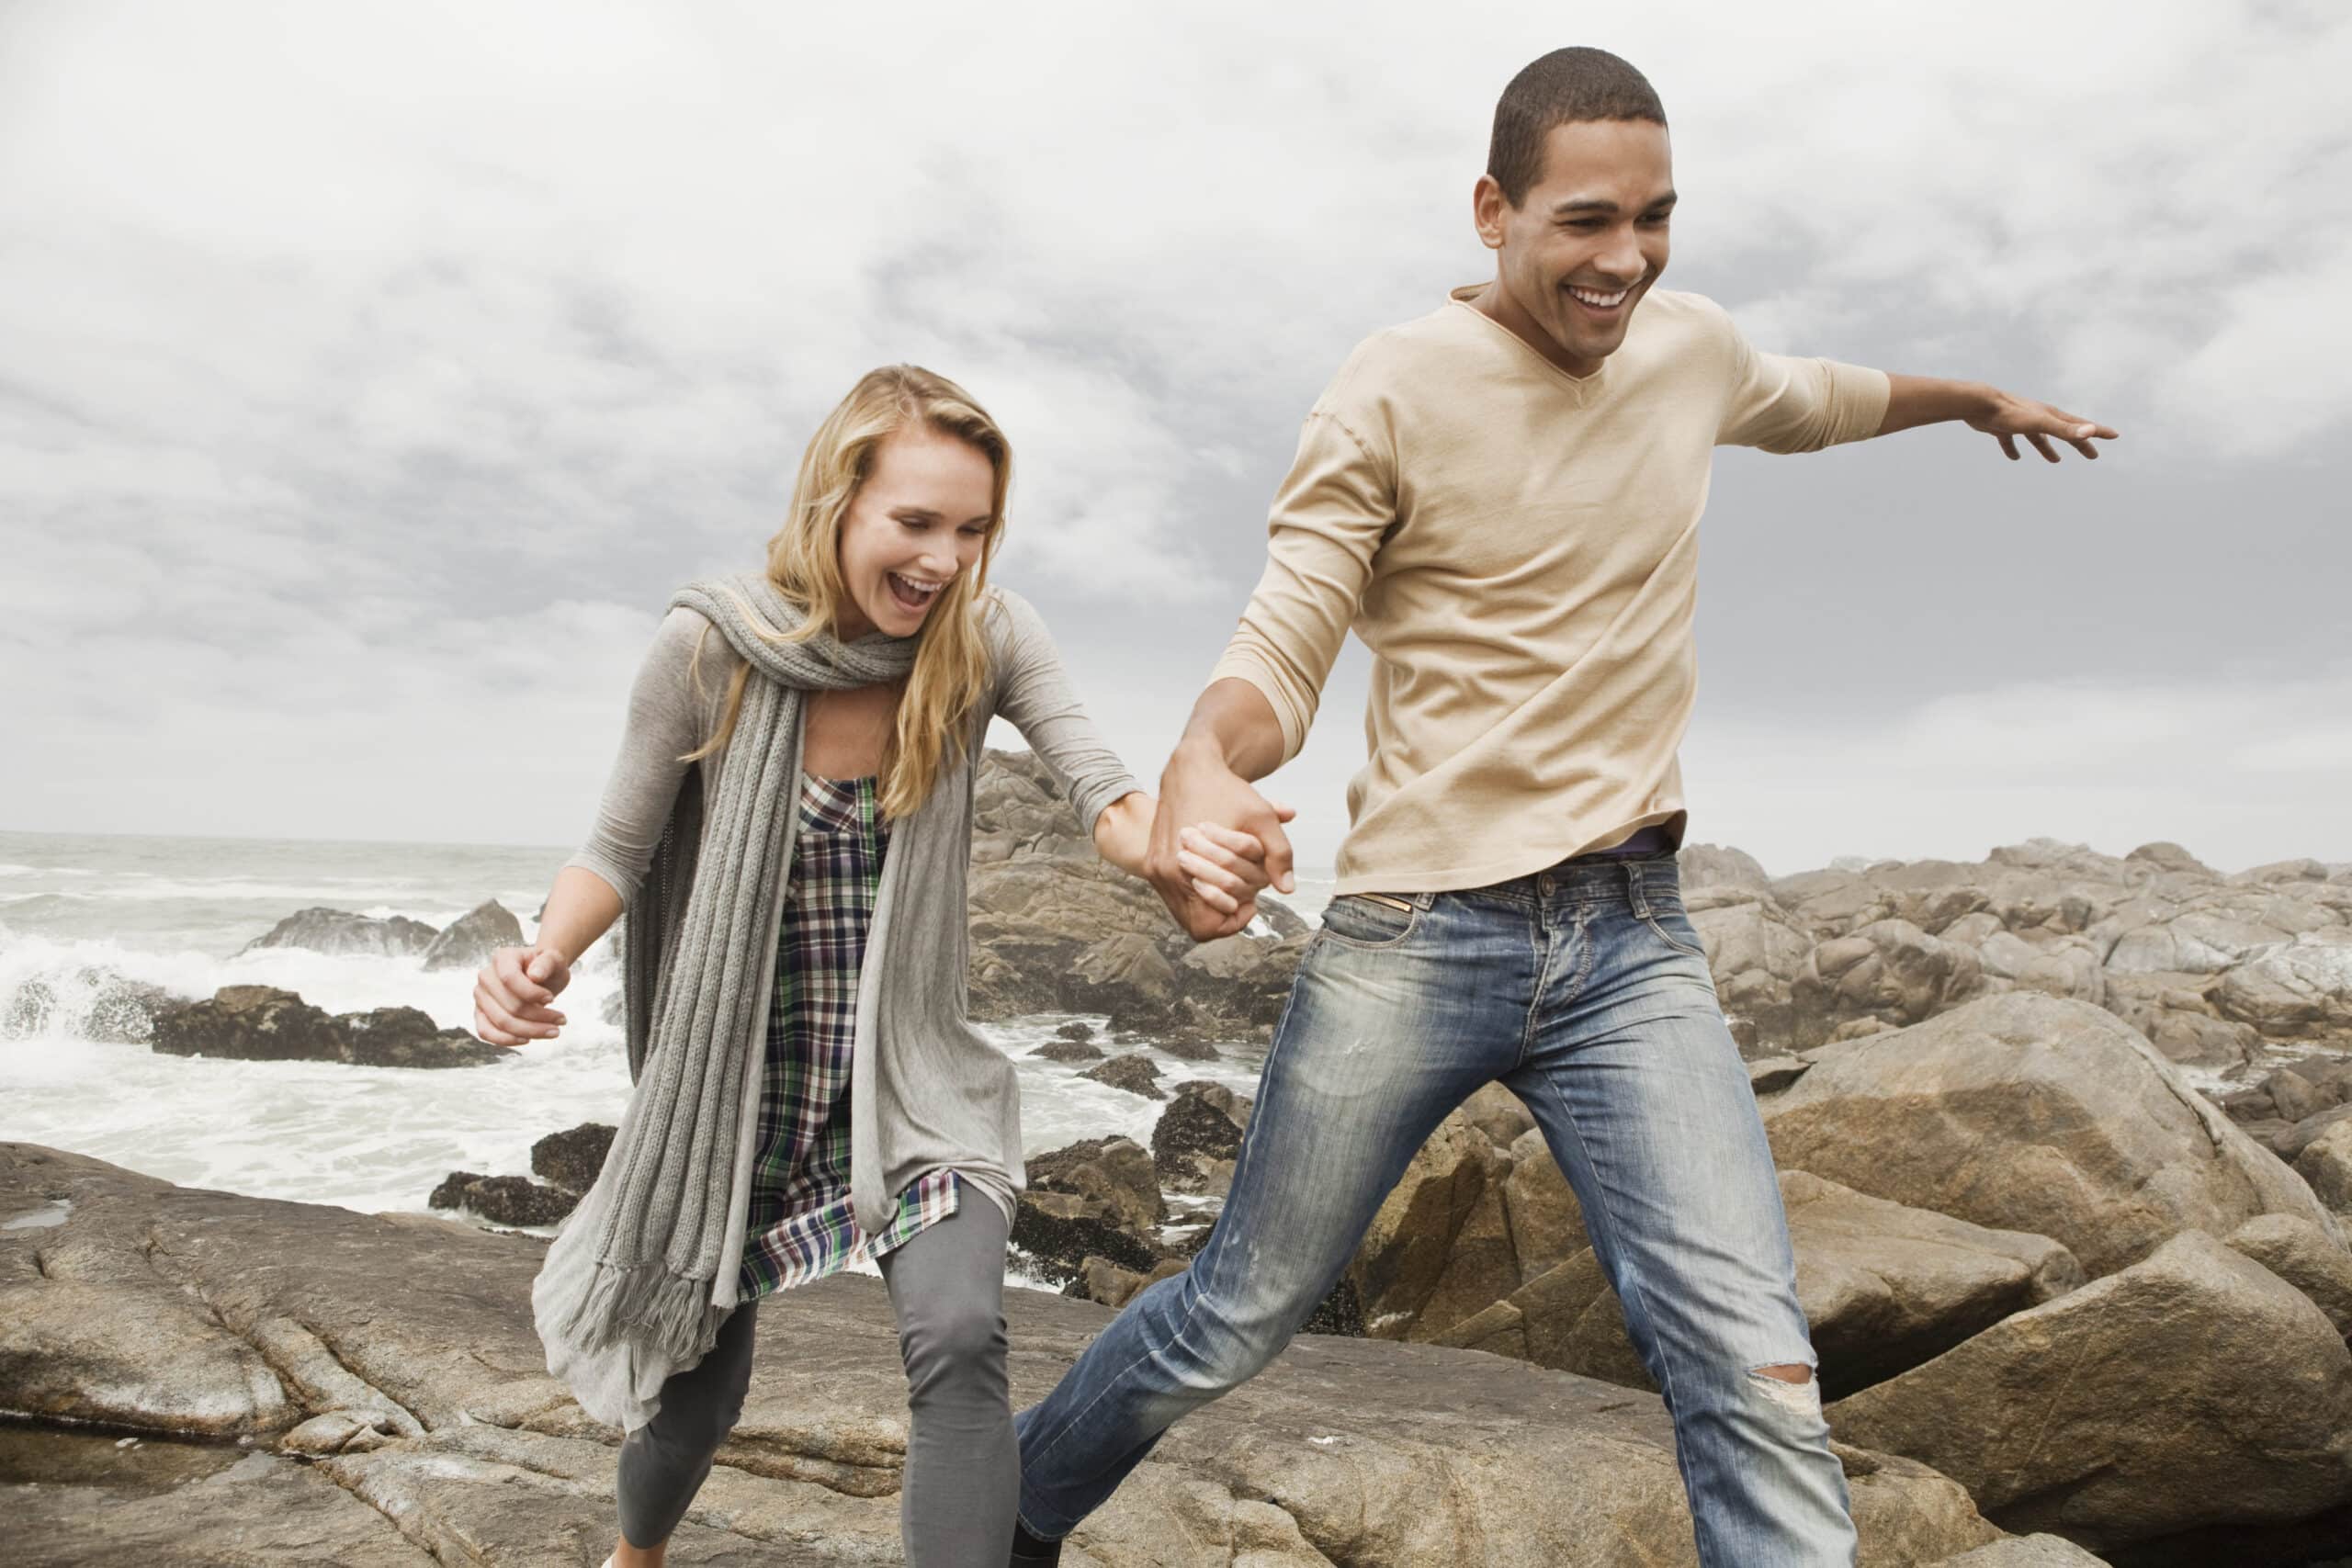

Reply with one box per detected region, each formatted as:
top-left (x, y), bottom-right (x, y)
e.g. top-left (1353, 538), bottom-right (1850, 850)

top-left (616, 1197), bottom-right (1018, 1565)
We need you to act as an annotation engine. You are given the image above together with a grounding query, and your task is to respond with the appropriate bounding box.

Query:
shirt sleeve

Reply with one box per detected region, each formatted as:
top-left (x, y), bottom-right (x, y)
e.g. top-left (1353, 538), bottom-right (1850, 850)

top-left (1205, 405), bottom-right (1397, 764)
top-left (1714, 309), bottom-right (1892, 454)
top-left (987, 588), bottom-right (1142, 836)
top-left (562, 606), bottom-right (722, 908)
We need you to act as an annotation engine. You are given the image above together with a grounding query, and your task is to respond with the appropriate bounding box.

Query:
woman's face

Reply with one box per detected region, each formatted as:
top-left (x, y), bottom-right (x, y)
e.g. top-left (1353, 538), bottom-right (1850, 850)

top-left (833, 423), bottom-right (997, 640)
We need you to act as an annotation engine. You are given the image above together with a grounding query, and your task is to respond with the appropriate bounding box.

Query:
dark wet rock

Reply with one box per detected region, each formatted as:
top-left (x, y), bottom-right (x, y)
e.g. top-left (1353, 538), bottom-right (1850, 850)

top-left (529, 1122), bottom-right (615, 1194)
top-left (1153, 1079), bottom-right (1252, 1194)
top-left (1055, 1021), bottom-right (1097, 1042)
top-left (241, 907), bottom-right (438, 958)
top-left (153, 985), bottom-right (345, 1062)
top-left (427, 1172), bottom-right (578, 1227)
top-left (1153, 1031), bottom-right (1223, 1062)
top-left (1032, 1036), bottom-right (1104, 1063)
top-left (341, 1006), bottom-right (505, 1068)
top-left (1080, 1053), bottom-right (1166, 1100)
top-left (419, 900), bottom-right (526, 972)
top-left (1026, 1136), bottom-right (1166, 1235)
top-left (151, 987), bottom-right (507, 1070)
top-left (1010, 1190), bottom-right (1160, 1284)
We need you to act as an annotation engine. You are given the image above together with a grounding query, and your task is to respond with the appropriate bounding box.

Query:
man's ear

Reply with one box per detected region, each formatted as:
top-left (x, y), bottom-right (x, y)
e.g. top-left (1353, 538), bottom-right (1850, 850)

top-left (1471, 175), bottom-right (1509, 252)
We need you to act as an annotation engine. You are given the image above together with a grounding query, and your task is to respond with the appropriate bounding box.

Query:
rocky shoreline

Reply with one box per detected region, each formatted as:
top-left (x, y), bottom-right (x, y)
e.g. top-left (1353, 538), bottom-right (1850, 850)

top-left (6, 1141), bottom-right (2088, 1566)
top-left (7, 754), bottom-right (2352, 1560)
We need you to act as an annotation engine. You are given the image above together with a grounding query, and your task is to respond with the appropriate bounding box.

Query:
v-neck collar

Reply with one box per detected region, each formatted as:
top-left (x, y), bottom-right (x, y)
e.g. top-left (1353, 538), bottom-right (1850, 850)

top-left (1447, 284), bottom-right (1611, 406)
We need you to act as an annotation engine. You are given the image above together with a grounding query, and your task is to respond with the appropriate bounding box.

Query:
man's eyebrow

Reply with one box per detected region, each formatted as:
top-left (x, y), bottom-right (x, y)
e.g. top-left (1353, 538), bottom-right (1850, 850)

top-left (1549, 191), bottom-right (1679, 216)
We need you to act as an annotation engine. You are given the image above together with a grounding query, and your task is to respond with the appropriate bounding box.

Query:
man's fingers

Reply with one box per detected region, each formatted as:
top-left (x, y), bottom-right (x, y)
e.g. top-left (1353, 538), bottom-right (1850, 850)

top-left (1996, 433), bottom-right (2020, 461)
top-left (2029, 431), bottom-right (2060, 463)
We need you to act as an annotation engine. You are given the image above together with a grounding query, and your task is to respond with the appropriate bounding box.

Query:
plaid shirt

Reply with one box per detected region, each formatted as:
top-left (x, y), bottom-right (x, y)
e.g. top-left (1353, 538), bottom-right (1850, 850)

top-left (737, 772), bottom-right (958, 1299)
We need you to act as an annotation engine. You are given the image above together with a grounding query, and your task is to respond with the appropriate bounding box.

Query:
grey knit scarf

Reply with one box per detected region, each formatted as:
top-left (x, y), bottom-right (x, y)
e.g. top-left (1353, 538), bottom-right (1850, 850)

top-left (531, 571), bottom-right (926, 1402)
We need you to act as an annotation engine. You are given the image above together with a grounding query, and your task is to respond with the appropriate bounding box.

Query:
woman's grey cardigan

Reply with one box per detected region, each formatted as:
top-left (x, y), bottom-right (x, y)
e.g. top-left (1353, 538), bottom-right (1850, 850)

top-left (563, 583), bottom-right (1138, 1274)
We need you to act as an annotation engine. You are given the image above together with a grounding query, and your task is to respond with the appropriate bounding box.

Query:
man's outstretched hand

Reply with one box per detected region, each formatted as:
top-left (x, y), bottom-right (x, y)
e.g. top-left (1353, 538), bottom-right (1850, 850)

top-left (1147, 738), bottom-right (1297, 942)
top-left (1965, 388), bottom-right (2119, 463)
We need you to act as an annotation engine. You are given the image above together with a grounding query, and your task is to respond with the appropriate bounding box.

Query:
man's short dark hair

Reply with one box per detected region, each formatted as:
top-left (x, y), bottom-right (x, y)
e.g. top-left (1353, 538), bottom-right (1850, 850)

top-left (1487, 48), bottom-right (1668, 208)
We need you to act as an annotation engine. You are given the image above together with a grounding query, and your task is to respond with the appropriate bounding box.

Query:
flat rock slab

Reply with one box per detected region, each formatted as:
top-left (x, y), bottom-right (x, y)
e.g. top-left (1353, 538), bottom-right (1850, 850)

top-left (1, 1143), bottom-right (2001, 1565)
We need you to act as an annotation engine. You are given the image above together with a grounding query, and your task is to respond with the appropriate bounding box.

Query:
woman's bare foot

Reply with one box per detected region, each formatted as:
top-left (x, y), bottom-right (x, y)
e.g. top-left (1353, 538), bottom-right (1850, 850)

top-left (613, 1538), bottom-right (663, 1568)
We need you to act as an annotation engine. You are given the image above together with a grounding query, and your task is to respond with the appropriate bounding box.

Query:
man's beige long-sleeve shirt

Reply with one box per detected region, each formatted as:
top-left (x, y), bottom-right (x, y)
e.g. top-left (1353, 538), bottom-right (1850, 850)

top-left (1209, 286), bottom-right (1891, 897)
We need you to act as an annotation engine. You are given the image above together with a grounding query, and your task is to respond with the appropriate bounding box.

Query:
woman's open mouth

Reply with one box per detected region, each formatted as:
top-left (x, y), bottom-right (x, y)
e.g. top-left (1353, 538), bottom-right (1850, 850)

top-left (887, 570), bottom-right (944, 613)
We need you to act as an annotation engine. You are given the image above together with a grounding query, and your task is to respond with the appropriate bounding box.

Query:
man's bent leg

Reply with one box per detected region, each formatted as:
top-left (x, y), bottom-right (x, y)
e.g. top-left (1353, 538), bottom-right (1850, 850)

top-left (1506, 862), bottom-right (1855, 1567)
top-left (1014, 892), bottom-right (1528, 1540)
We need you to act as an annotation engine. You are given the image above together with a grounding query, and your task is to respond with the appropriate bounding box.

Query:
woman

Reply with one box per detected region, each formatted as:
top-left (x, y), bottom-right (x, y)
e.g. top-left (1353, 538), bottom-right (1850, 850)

top-left (470, 365), bottom-right (1277, 1567)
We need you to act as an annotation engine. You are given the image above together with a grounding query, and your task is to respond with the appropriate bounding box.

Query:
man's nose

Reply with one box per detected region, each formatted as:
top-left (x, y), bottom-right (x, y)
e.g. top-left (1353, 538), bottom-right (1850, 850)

top-left (1594, 229), bottom-right (1645, 285)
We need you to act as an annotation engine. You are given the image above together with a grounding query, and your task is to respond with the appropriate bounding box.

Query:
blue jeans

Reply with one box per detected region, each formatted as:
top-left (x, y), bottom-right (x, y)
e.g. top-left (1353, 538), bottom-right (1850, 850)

top-left (1013, 854), bottom-right (1857, 1566)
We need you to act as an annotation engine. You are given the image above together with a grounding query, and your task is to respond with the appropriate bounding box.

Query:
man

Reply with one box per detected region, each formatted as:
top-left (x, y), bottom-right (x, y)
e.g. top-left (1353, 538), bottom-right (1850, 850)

top-left (1012, 47), bottom-right (2114, 1567)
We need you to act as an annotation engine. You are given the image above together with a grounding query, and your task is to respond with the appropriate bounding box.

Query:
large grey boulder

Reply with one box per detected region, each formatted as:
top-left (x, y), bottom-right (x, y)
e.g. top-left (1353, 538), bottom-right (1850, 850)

top-left (1763, 992), bottom-right (2339, 1277)
top-left (1438, 1171), bottom-right (2082, 1402)
top-left (241, 906), bottom-right (438, 957)
top-left (1348, 1111), bottom-right (1516, 1344)
top-left (1827, 1230), bottom-right (2352, 1550)
top-left (2298, 1119), bottom-right (2352, 1213)
top-left (418, 899), bottom-right (525, 972)
top-left (0, 1143), bottom-right (2005, 1566)
top-left (2228, 1213), bottom-right (2352, 1337)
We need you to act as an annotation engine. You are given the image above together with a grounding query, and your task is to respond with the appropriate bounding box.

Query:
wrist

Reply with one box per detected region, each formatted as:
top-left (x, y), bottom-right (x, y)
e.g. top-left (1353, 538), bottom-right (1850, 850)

top-left (1167, 732), bottom-right (1234, 781)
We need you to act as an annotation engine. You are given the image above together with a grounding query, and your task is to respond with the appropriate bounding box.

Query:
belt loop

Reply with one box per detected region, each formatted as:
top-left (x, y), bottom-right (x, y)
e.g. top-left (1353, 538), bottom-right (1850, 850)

top-left (1623, 860), bottom-right (1649, 917)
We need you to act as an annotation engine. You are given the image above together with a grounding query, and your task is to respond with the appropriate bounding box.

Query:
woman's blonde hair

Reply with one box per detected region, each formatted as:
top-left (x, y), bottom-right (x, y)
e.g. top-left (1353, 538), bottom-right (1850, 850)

top-left (686, 365), bottom-right (1009, 819)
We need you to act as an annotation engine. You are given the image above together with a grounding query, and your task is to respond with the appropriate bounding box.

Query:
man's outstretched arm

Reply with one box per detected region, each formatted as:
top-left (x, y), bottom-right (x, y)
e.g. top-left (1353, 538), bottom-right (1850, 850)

top-left (1878, 373), bottom-right (2120, 462)
top-left (1147, 679), bottom-right (1299, 942)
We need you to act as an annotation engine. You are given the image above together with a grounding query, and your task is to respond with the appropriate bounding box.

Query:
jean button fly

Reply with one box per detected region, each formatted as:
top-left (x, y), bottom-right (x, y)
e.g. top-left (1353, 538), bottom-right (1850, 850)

top-left (1538, 873), bottom-right (1555, 895)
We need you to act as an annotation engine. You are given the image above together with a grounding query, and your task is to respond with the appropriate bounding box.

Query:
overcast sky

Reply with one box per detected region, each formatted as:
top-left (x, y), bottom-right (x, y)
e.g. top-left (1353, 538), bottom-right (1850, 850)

top-left (3, 0), bottom-right (2346, 878)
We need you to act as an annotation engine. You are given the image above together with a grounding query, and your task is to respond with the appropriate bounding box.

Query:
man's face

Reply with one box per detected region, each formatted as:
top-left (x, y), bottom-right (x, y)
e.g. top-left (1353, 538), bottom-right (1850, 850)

top-left (1476, 118), bottom-right (1675, 376)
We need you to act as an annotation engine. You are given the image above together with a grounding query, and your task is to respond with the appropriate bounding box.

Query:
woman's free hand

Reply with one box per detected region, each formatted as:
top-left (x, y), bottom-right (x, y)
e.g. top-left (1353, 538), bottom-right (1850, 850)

top-left (1176, 810), bottom-right (1295, 919)
top-left (472, 944), bottom-right (572, 1047)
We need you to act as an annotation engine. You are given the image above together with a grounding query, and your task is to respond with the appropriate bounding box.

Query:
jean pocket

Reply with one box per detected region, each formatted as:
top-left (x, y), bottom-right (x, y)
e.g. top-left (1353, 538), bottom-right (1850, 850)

top-left (1642, 900), bottom-right (1709, 961)
top-left (1317, 892), bottom-right (1423, 950)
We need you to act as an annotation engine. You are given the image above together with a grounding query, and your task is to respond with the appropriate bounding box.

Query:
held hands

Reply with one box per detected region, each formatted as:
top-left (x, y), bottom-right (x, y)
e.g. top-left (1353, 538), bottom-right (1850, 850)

top-left (472, 945), bottom-right (572, 1047)
top-left (1146, 743), bottom-right (1298, 942)
top-left (1965, 389), bottom-right (2119, 462)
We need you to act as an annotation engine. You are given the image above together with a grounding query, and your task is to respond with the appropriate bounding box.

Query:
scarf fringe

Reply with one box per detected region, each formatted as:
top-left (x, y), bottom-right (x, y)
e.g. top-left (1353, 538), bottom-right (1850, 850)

top-left (557, 1256), bottom-right (722, 1364)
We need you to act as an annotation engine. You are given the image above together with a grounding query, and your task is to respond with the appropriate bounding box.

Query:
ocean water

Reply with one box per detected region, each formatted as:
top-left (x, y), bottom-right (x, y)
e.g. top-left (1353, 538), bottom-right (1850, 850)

top-left (0, 829), bottom-right (1317, 1249)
